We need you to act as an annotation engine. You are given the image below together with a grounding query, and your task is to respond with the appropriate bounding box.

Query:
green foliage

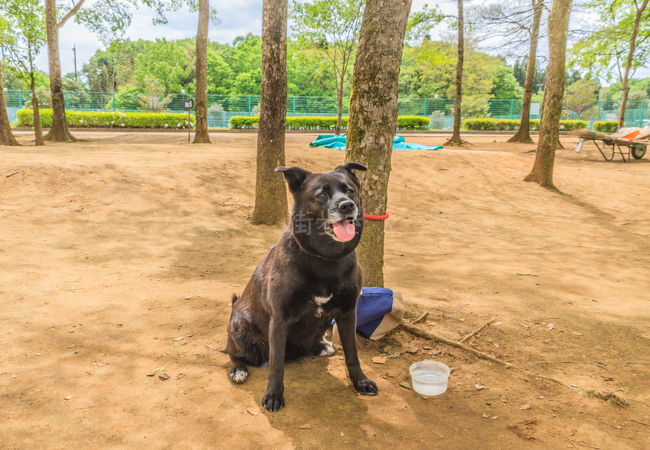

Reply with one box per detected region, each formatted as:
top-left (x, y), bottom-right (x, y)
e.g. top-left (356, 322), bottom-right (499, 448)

top-left (462, 96), bottom-right (492, 118)
top-left (491, 65), bottom-right (524, 99)
top-left (229, 115), bottom-right (430, 130)
top-left (569, 0), bottom-right (650, 84)
top-left (564, 79), bottom-right (600, 119)
top-left (406, 3), bottom-right (445, 44)
top-left (0, 0), bottom-right (47, 80)
top-left (462, 118), bottom-right (587, 131)
top-left (133, 39), bottom-right (193, 94)
top-left (593, 120), bottom-right (619, 132)
top-left (17, 109), bottom-right (194, 129)
top-left (401, 40), bottom-right (501, 99)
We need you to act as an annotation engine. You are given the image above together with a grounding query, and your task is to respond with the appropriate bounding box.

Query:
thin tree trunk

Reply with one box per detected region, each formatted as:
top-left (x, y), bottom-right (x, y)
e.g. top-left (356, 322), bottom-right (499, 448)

top-left (508, 0), bottom-right (543, 144)
top-left (446, 0), bottom-right (466, 146)
top-left (617, 0), bottom-right (649, 129)
top-left (524, 0), bottom-right (572, 189)
top-left (345, 0), bottom-right (412, 288)
top-left (336, 88), bottom-right (344, 135)
top-left (30, 73), bottom-right (44, 146)
top-left (0, 62), bottom-right (20, 146)
top-left (44, 0), bottom-right (75, 142)
top-left (251, 0), bottom-right (289, 225)
top-left (29, 42), bottom-right (44, 146)
top-left (193, 0), bottom-right (211, 143)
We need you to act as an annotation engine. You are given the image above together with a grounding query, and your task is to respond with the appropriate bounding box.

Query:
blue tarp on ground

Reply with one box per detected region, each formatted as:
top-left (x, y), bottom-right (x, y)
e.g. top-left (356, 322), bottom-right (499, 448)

top-left (309, 134), bottom-right (443, 151)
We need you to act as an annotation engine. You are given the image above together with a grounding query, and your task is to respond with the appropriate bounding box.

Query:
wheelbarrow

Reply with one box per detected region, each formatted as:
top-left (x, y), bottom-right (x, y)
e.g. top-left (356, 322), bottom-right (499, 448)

top-left (574, 127), bottom-right (648, 162)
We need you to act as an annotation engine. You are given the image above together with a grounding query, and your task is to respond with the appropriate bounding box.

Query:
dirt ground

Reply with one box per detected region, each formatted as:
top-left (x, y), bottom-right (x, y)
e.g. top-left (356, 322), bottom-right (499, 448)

top-left (1, 131), bottom-right (649, 449)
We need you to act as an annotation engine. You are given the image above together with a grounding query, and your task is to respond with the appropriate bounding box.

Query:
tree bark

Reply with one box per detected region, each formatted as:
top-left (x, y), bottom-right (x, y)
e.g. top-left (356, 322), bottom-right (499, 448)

top-left (524, 0), bottom-right (572, 189)
top-left (30, 72), bottom-right (44, 146)
top-left (193, 0), bottom-right (211, 143)
top-left (336, 82), bottom-right (344, 135)
top-left (345, 0), bottom-right (412, 288)
top-left (0, 62), bottom-right (20, 146)
top-left (445, 0), bottom-right (466, 147)
top-left (45, 0), bottom-right (76, 142)
top-left (617, 0), bottom-right (649, 129)
top-left (251, 0), bottom-right (289, 225)
top-left (508, 0), bottom-right (543, 144)
top-left (29, 42), bottom-right (44, 146)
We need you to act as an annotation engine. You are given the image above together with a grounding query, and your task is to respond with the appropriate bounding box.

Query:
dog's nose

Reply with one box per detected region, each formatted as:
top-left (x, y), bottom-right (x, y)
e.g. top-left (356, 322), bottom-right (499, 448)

top-left (338, 200), bottom-right (355, 214)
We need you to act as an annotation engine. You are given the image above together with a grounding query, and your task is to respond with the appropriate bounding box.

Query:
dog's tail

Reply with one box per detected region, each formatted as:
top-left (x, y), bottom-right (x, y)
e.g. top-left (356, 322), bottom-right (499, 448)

top-left (228, 365), bottom-right (249, 384)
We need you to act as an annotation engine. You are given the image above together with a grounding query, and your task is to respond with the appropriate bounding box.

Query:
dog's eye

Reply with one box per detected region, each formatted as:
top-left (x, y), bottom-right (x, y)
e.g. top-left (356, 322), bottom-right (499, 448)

top-left (346, 188), bottom-right (354, 196)
top-left (317, 191), bottom-right (329, 201)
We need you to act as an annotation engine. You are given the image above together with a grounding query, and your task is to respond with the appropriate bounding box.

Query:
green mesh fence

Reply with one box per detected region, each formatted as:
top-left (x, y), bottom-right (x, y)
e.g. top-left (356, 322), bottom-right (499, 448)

top-left (5, 90), bottom-right (648, 129)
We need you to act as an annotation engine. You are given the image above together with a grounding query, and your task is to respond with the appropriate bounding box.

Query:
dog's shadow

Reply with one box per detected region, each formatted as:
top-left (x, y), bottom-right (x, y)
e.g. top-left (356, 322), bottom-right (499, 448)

top-left (232, 354), bottom-right (404, 445)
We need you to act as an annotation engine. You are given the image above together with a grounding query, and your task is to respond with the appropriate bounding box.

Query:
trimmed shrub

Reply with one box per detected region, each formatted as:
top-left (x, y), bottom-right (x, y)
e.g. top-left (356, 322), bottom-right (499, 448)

top-left (593, 120), bottom-right (618, 132)
top-left (397, 116), bottom-right (430, 130)
top-left (462, 117), bottom-right (586, 131)
top-left (17, 109), bottom-right (194, 129)
top-left (559, 120), bottom-right (589, 131)
top-left (229, 115), bottom-right (430, 130)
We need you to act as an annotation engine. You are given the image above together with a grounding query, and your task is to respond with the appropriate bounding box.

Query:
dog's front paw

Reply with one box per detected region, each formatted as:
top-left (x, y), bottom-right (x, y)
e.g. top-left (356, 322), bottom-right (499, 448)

top-left (354, 378), bottom-right (378, 396)
top-left (262, 390), bottom-right (285, 412)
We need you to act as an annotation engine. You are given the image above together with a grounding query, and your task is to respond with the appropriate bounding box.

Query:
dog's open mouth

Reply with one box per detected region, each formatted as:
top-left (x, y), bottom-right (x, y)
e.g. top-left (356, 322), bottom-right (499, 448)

top-left (327, 217), bottom-right (356, 242)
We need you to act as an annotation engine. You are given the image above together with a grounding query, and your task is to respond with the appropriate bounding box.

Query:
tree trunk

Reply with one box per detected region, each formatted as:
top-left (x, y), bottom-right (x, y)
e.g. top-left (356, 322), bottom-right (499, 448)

top-left (29, 42), bottom-right (44, 146)
top-left (524, 0), bottom-right (572, 189)
top-left (44, 0), bottom-right (75, 142)
top-left (336, 88), bottom-right (344, 135)
top-left (251, 0), bottom-right (289, 225)
top-left (30, 73), bottom-right (44, 146)
top-left (508, 0), bottom-right (543, 144)
top-left (617, 0), bottom-right (649, 129)
top-left (345, 0), bottom-right (412, 288)
top-left (193, 0), bottom-right (211, 143)
top-left (445, 0), bottom-right (466, 147)
top-left (0, 62), bottom-right (20, 146)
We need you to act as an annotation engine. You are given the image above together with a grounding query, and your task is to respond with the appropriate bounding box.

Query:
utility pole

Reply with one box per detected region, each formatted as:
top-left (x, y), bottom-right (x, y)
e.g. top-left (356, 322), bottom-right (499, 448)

top-left (73, 44), bottom-right (77, 82)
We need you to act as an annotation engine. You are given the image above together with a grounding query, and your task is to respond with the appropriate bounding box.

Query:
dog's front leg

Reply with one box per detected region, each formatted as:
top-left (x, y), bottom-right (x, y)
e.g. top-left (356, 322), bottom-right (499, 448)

top-left (336, 310), bottom-right (378, 396)
top-left (262, 314), bottom-right (288, 411)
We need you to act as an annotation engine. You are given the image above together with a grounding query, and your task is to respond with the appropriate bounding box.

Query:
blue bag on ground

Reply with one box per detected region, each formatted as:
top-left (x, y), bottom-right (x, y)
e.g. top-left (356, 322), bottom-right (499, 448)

top-left (333, 288), bottom-right (405, 341)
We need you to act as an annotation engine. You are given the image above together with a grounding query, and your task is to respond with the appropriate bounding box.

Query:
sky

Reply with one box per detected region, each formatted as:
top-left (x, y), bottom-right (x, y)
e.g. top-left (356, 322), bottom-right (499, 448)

top-left (35, 0), bottom-right (648, 85)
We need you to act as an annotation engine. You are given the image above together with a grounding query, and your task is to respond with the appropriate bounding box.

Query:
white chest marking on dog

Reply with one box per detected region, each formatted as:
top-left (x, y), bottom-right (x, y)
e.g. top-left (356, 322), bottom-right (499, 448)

top-left (313, 294), bottom-right (332, 305)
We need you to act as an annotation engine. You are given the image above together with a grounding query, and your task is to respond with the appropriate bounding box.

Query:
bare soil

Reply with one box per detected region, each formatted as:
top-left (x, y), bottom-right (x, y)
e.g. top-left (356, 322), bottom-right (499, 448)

top-left (1, 132), bottom-right (649, 449)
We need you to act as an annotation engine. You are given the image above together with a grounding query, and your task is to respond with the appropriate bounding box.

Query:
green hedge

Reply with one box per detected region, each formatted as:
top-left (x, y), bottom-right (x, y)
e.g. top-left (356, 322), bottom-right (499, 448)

top-left (17, 109), bottom-right (194, 129)
top-left (593, 121), bottom-right (618, 132)
top-left (462, 118), bottom-right (587, 131)
top-left (229, 115), bottom-right (430, 130)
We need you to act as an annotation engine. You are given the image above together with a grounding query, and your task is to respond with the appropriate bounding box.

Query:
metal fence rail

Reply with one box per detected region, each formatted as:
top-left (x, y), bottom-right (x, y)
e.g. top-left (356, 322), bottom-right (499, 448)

top-left (5, 90), bottom-right (648, 129)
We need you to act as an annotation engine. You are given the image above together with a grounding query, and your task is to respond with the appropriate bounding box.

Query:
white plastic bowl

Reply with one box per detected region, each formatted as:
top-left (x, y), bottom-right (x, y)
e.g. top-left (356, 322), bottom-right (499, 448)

top-left (409, 360), bottom-right (450, 396)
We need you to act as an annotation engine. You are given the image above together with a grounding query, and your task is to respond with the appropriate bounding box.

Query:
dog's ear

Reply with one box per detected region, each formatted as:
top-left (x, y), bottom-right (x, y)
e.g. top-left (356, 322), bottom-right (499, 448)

top-left (275, 166), bottom-right (311, 194)
top-left (335, 162), bottom-right (367, 188)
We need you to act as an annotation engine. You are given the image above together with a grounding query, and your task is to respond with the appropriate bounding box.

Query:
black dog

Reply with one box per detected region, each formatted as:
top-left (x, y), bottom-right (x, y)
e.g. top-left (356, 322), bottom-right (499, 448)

top-left (225, 162), bottom-right (377, 411)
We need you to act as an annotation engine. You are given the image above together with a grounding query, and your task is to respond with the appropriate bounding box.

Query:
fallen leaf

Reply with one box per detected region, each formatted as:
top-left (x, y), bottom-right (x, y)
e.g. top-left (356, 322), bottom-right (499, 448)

top-left (64, 395), bottom-right (72, 401)
top-left (475, 384), bottom-right (488, 391)
top-left (371, 356), bottom-right (387, 364)
top-left (158, 373), bottom-right (170, 381)
top-left (246, 407), bottom-right (260, 416)
top-left (546, 323), bottom-right (554, 330)
top-left (520, 404), bottom-right (531, 410)
top-left (399, 381), bottom-right (411, 390)
top-left (172, 337), bottom-right (184, 342)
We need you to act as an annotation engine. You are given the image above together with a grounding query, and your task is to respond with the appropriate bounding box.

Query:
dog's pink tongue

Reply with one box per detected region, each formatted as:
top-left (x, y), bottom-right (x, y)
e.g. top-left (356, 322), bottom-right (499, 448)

top-left (332, 219), bottom-right (355, 242)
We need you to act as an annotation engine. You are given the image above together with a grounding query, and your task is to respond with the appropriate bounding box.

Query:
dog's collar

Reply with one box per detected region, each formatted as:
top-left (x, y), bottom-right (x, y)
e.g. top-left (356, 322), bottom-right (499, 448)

top-left (291, 233), bottom-right (341, 262)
